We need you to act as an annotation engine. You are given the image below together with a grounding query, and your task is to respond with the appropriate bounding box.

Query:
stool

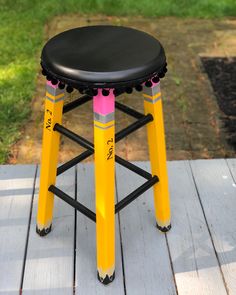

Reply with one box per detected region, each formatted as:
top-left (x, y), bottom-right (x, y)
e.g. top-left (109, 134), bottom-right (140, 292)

top-left (36, 25), bottom-right (171, 285)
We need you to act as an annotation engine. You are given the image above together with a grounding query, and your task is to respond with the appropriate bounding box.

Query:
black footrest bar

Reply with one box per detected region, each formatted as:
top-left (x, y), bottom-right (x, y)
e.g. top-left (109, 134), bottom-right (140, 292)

top-left (115, 176), bottom-right (159, 213)
top-left (49, 185), bottom-right (96, 222)
top-left (54, 123), bottom-right (94, 151)
top-left (51, 96), bottom-right (160, 220)
top-left (49, 175), bottom-right (158, 221)
top-left (55, 113), bottom-right (152, 152)
top-left (115, 114), bottom-right (153, 142)
top-left (63, 94), bottom-right (92, 114)
top-left (57, 150), bottom-right (93, 176)
top-left (115, 156), bottom-right (152, 180)
top-left (115, 101), bottom-right (145, 119)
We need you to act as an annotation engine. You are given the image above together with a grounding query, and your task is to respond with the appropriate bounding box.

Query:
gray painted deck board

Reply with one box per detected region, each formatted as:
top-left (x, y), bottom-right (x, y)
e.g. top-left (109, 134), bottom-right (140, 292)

top-left (0, 165), bottom-right (36, 294)
top-left (0, 159), bottom-right (236, 294)
top-left (116, 162), bottom-right (177, 295)
top-left (190, 159), bottom-right (236, 294)
top-left (22, 168), bottom-right (75, 294)
top-left (167, 161), bottom-right (227, 295)
top-left (227, 158), bottom-right (236, 182)
top-left (75, 163), bottom-right (125, 294)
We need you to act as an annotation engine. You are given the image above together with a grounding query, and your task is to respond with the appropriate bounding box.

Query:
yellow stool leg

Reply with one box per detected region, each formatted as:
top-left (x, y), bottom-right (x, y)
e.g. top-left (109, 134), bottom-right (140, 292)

top-left (93, 89), bottom-right (115, 284)
top-left (143, 82), bottom-right (171, 232)
top-left (36, 81), bottom-right (65, 236)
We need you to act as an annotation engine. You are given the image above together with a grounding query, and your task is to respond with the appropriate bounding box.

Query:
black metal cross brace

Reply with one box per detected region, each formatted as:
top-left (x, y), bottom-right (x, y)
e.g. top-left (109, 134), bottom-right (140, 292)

top-left (49, 95), bottom-right (159, 222)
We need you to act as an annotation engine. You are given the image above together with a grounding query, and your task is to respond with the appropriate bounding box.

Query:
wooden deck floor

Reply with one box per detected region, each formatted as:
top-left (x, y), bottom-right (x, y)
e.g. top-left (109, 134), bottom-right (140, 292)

top-left (0, 159), bottom-right (236, 294)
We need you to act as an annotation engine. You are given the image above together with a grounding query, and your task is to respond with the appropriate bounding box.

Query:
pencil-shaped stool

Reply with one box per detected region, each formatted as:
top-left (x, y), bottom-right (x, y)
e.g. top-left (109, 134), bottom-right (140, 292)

top-left (36, 25), bottom-right (171, 284)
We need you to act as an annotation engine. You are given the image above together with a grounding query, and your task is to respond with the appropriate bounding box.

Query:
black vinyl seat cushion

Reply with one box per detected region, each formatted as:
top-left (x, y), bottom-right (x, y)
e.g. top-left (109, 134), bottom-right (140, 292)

top-left (41, 25), bottom-right (166, 89)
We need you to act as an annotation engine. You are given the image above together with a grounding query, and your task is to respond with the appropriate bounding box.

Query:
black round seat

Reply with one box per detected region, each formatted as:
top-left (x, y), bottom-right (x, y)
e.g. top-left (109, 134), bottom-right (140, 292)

top-left (41, 25), bottom-right (166, 91)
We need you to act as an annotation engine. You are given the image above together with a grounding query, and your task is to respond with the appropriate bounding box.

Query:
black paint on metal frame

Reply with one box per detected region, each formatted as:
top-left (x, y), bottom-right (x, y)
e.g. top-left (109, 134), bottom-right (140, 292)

top-left (49, 185), bottom-right (96, 222)
top-left (115, 176), bottom-right (159, 213)
top-left (115, 101), bottom-right (144, 119)
top-left (63, 94), bottom-right (93, 114)
top-left (57, 150), bottom-right (93, 176)
top-left (54, 113), bottom-right (153, 153)
top-left (115, 155), bottom-right (152, 180)
top-left (49, 175), bottom-right (158, 223)
top-left (54, 123), bottom-right (94, 151)
top-left (115, 114), bottom-right (153, 142)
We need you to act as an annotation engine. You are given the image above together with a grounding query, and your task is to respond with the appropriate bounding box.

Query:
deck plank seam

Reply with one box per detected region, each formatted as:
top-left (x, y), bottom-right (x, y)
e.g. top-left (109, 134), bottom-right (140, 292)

top-left (115, 172), bottom-right (127, 294)
top-left (73, 166), bottom-right (78, 294)
top-left (226, 159), bottom-right (236, 184)
top-left (164, 233), bottom-right (179, 295)
top-left (19, 164), bottom-right (38, 294)
top-left (189, 160), bottom-right (230, 295)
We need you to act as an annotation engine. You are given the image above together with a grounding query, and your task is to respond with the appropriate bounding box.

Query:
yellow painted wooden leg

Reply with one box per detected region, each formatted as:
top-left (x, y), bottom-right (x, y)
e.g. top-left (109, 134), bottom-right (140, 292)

top-left (36, 81), bottom-right (65, 236)
top-left (143, 82), bottom-right (171, 232)
top-left (93, 89), bottom-right (115, 284)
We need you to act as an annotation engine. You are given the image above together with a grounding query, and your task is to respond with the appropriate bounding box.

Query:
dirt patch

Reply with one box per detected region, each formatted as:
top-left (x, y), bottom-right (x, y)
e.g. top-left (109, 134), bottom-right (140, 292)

top-left (202, 57), bottom-right (236, 148)
top-left (8, 16), bottom-right (236, 164)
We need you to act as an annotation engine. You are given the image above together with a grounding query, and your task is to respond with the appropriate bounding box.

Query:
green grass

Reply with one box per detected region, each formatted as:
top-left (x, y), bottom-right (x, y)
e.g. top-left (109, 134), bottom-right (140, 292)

top-left (0, 0), bottom-right (236, 163)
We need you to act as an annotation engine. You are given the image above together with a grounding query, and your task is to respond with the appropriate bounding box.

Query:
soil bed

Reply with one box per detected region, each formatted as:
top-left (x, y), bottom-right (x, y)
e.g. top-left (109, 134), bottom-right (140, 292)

top-left (201, 57), bottom-right (236, 149)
